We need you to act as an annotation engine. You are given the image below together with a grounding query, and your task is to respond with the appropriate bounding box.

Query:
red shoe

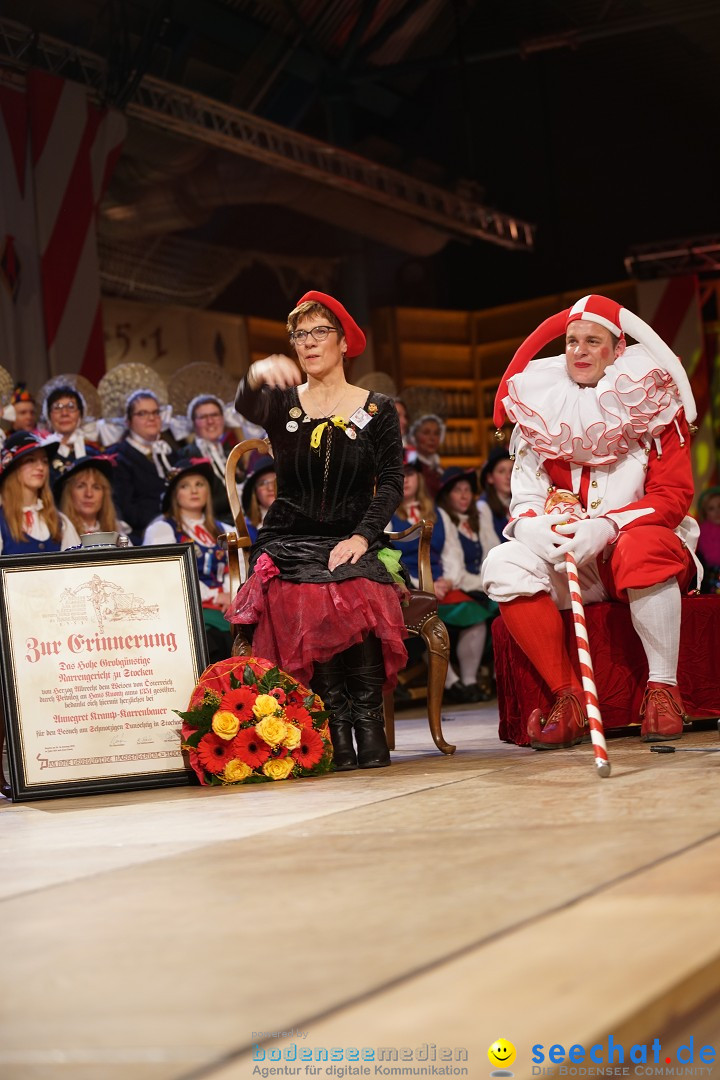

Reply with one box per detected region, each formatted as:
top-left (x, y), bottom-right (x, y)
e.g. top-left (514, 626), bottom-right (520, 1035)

top-left (527, 690), bottom-right (590, 750)
top-left (640, 682), bottom-right (686, 742)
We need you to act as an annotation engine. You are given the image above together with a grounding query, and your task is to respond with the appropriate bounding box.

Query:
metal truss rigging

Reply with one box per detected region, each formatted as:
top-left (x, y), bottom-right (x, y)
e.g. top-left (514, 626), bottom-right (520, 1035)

top-left (0, 16), bottom-right (535, 253)
top-left (625, 235), bottom-right (720, 279)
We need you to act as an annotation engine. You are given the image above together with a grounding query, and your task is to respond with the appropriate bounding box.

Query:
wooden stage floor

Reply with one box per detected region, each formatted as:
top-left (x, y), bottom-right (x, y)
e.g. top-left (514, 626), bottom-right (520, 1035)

top-left (2, 703), bottom-right (720, 1080)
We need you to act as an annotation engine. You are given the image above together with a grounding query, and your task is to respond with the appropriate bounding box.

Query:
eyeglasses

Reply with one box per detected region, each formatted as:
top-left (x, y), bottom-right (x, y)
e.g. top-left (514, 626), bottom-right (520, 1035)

top-left (194, 412), bottom-right (223, 422)
top-left (50, 402), bottom-right (79, 413)
top-left (288, 326), bottom-right (338, 345)
top-left (132, 409), bottom-right (161, 419)
top-left (256, 477), bottom-right (276, 489)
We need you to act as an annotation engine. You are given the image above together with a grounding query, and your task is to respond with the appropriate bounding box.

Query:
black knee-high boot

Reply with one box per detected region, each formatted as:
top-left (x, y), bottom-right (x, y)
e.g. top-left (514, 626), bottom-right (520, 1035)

top-left (343, 635), bottom-right (391, 769)
top-left (311, 654), bottom-right (357, 771)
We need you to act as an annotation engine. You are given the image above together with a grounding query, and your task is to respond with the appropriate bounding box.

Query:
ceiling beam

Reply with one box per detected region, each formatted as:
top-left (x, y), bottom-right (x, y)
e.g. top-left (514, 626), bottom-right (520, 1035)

top-left (350, 1), bottom-right (720, 82)
top-left (0, 16), bottom-right (535, 252)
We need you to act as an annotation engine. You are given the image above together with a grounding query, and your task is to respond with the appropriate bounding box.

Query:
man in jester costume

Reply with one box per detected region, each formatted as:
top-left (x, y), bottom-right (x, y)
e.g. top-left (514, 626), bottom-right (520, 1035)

top-left (481, 294), bottom-right (701, 749)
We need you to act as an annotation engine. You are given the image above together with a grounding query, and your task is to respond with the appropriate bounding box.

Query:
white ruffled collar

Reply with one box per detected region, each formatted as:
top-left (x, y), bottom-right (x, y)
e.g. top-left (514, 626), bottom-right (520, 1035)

top-left (504, 344), bottom-right (684, 466)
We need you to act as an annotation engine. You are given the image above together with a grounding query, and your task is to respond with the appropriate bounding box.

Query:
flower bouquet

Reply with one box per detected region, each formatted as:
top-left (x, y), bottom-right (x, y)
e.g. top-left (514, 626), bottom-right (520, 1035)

top-left (176, 656), bottom-right (334, 786)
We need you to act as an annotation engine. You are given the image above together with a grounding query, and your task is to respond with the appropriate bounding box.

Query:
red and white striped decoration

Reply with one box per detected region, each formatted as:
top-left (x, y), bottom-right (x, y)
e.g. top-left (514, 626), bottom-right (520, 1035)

top-left (637, 276), bottom-right (716, 503)
top-left (565, 550), bottom-right (611, 778)
top-left (0, 70), bottom-right (125, 387)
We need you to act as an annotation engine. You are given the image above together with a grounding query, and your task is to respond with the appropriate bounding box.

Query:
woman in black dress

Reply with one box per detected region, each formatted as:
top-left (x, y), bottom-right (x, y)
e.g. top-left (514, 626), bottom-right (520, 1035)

top-left (227, 291), bottom-right (406, 770)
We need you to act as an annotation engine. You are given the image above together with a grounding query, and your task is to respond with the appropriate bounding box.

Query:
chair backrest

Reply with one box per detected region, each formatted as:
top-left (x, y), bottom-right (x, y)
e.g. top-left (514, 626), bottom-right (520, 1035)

top-left (224, 437), bottom-right (272, 530)
top-left (223, 437), bottom-right (272, 599)
top-left (384, 518), bottom-right (436, 594)
top-left (383, 519), bottom-right (439, 635)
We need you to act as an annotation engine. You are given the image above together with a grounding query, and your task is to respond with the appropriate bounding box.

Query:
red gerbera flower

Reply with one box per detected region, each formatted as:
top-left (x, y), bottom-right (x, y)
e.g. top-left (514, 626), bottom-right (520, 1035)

top-left (233, 727), bottom-right (272, 768)
top-left (284, 703), bottom-right (313, 727)
top-left (220, 685), bottom-right (257, 723)
top-left (269, 687), bottom-right (286, 705)
top-left (292, 726), bottom-right (325, 768)
top-left (196, 732), bottom-right (237, 774)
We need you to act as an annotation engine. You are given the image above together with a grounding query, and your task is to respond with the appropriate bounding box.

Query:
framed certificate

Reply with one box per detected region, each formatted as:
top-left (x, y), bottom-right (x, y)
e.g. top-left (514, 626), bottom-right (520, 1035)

top-left (0, 544), bottom-right (208, 801)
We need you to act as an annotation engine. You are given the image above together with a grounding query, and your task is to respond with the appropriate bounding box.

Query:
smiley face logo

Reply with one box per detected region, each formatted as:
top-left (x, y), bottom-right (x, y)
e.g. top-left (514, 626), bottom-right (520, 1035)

top-left (488, 1039), bottom-right (516, 1071)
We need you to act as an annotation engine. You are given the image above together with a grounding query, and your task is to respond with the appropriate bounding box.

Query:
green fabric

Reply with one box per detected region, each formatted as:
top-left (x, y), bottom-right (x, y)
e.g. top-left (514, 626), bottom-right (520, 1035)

top-left (438, 599), bottom-right (496, 627)
top-left (377, 546), bottom-right (406, 587)
top-left (203, 607), bottom-right (231, 633)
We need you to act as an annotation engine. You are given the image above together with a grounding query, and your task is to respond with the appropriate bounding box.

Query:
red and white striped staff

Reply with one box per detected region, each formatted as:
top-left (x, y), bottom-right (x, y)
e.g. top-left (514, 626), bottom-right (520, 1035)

top-left (565, 550), bottom-right (611, 778)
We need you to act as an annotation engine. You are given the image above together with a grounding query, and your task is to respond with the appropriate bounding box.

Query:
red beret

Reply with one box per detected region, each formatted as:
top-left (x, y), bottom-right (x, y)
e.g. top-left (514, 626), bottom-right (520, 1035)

top-left (296, 291), bottom-right (366, 358)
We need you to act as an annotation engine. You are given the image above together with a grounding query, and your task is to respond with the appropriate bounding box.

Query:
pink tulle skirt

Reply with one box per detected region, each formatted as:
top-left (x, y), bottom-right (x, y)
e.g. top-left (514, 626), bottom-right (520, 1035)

top-left (226, 575), bottom-right (408, 690)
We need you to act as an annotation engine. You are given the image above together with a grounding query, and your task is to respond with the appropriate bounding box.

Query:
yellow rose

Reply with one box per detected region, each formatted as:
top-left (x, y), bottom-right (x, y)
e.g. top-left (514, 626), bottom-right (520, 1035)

top-left (283, 723), bottom-right (302, 750)
top-left (253, 693), bottom-right (281, 719)
top-left (262, 757), bottom-right (295, 781)
top-left (223, 759), bottom-right (253, 782)
top-left (255, 715), bottom-right (288, 748)
top-left (211, 710), bottom-right (240, 740)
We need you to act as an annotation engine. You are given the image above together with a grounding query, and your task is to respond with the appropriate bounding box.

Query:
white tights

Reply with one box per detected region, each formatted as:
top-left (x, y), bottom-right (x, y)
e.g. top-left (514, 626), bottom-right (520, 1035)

top-left (444, 622), bottom-right (488, 687)
top-left (627, 579), bottom-right (681, 685)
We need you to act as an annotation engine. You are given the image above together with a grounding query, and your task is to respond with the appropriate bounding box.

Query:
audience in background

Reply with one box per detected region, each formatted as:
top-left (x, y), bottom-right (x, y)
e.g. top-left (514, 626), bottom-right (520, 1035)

top-left (143, 458), bottom-right (233, 662)
top-left (43, 385), bottom-right (101, 486)
top-left (5, 366), bottom-right (719, 704)
top-left (394, 398), bottom-right (412, 447)
top-left (408, 413), bottom-right (445, 497)
top-left (4, 385), bottom-right (38, 434)
top-left (0, 431), bottom-right (80, 554)
top-left (110, 389), bottom-right (179, 545)
top-left (478, 447), bottom-right (512, 554)
top-left (388, 461), bottom-right (493, 703)
top-left (55, 456), bottom-right (129, 541)
top-left (697, 486), bottom-right (720, 595)
top-left (241, 455), bottom-right (276, 543)
top-left (435, 467), bottom-right (497, 701)
top-left (183, 394), bottom-right (236, 521)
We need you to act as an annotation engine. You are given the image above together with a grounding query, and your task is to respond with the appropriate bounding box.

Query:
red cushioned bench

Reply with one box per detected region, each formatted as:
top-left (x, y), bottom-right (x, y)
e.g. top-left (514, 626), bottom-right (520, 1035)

top-left (493, 595), bottom-right (720, 746)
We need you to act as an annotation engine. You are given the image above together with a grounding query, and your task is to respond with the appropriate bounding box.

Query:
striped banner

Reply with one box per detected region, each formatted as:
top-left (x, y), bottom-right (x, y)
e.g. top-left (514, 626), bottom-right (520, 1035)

top-left (0, 77), bottom-right (46, 393)
top-left (0, 71), bottom-right (125, 388)
top-left (565, 551), bottom-right (611, 778)
top-left (637, 276), bottom-right (717, 508)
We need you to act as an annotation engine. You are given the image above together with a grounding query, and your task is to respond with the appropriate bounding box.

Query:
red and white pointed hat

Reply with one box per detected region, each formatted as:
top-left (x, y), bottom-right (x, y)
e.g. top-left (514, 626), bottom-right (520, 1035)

top-left (493, 294), bottom-right (696, 428)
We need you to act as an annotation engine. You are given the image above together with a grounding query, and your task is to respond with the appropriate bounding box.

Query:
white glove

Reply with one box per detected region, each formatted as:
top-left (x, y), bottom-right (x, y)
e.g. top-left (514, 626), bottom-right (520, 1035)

top-left (513, 515), bottom-right (567, 563)
top-left (552, 517), bottom-right (617, 569)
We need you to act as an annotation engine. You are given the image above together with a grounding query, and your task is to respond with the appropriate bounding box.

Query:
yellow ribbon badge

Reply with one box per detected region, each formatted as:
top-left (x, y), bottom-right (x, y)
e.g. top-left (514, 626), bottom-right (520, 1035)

top-left (310, 415), bottom-right (348, 450)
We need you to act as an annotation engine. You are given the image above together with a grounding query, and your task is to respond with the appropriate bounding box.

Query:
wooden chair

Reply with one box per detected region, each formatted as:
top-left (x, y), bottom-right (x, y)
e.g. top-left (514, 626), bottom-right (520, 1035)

top-left (221, 439), bottom-right (454, 755)
top-left (222, 437), bottom-right (270, 657)
top-left (382, 519), bottom-right (454, 755)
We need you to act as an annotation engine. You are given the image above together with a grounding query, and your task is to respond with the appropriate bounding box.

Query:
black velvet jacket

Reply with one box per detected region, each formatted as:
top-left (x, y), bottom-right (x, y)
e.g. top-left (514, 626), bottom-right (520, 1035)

top-left (234, 379), bottom-right (403, 584)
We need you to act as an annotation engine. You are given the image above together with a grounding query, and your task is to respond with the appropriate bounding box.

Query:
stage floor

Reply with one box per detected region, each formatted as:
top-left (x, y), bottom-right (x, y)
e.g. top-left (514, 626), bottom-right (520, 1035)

top-left (3, 704), bottom-right (720, 1080)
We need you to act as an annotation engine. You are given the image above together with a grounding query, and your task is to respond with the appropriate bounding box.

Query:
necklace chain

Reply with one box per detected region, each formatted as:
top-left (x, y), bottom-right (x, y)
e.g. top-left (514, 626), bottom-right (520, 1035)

top-left (303, 385), bottom-right (346, 418)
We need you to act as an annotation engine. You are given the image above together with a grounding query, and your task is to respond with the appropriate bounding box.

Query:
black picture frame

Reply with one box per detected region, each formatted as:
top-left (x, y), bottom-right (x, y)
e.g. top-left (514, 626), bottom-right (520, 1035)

top-left (0, 544), bottom-right (209, 801)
